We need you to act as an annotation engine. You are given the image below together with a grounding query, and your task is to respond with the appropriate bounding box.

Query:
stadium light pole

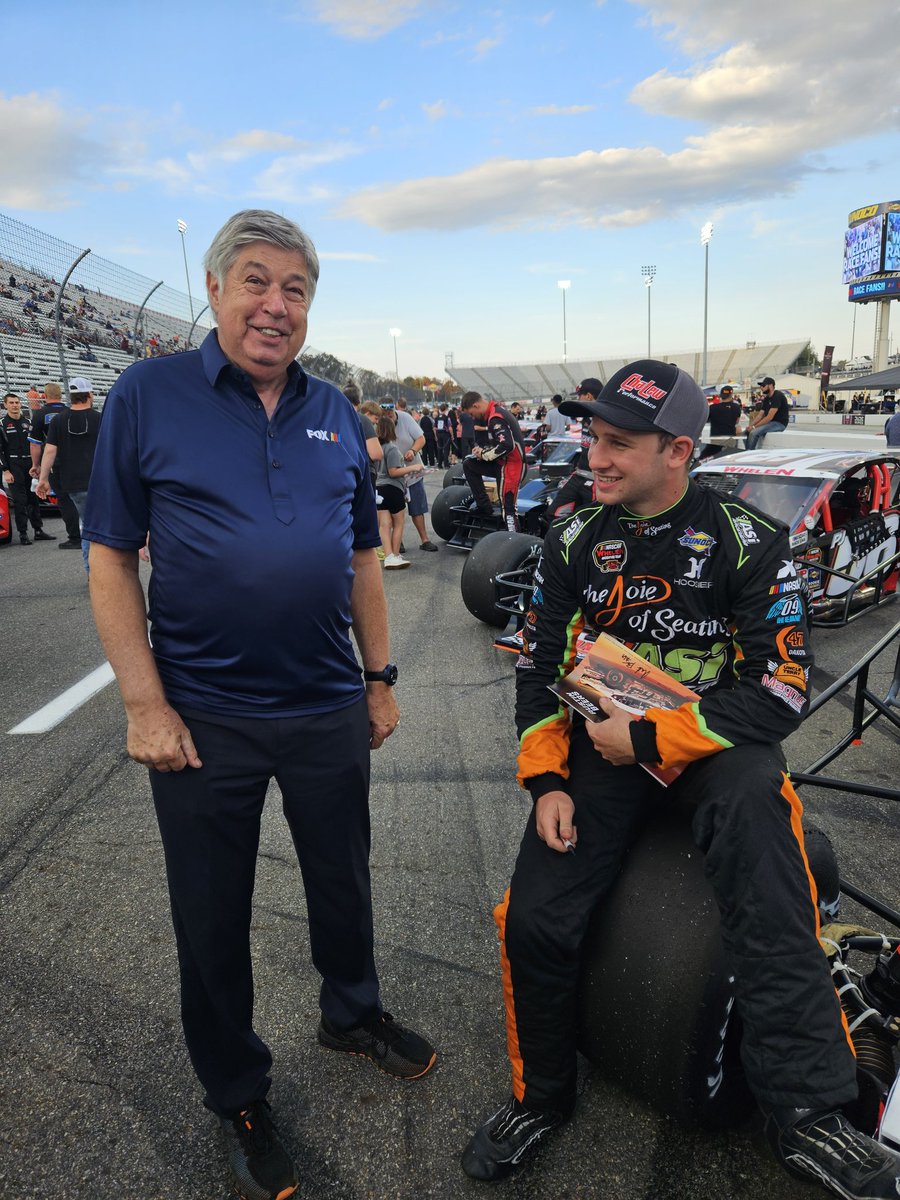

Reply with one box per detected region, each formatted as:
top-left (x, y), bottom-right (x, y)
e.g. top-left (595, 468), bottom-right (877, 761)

top-left (557, 280), bottom-right (571, 363)
top-left (700, 222), bottom-right (714, 386)
top-left (177, 219), bottom-right (194, 323)
top-left (641, 265), bottom-right (656, 358)
top-left (389, 328), bottom-right (402, 403)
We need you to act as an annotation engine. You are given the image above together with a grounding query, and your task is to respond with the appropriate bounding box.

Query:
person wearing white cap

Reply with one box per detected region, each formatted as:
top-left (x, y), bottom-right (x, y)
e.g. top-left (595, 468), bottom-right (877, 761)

top-left (36, 377), bottom-right (101, 572)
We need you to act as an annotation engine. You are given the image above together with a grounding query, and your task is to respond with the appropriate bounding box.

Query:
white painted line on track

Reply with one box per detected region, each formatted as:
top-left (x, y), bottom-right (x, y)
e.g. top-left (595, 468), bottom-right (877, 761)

top-left (8, 662), bottom-right (116, 734)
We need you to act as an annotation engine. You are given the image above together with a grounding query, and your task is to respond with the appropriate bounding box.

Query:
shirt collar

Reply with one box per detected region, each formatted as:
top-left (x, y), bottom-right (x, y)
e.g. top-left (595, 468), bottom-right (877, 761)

top-left (199, 329), bottom-right (307, 398)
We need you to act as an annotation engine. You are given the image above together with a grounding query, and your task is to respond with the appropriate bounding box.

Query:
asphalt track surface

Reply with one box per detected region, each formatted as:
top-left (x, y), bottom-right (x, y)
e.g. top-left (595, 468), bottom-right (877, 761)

top-left (1, 476), bottom-right (898, 1200)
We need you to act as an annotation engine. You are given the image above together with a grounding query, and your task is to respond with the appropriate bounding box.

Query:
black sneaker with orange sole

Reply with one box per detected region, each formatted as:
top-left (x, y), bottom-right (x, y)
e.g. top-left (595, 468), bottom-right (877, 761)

top-left (220, 1099), bottom-right (297, 1200)
top-left (318, 1011), bottom-right (436, 1080)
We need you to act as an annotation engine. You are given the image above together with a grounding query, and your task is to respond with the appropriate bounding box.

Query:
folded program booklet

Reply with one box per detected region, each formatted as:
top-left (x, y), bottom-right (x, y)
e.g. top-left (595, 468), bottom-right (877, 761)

top-left (548, 632), bottom-right (700, 786)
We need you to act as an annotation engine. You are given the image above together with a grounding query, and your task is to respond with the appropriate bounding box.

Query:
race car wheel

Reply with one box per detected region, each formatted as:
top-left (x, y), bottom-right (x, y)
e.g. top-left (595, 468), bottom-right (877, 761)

top-left (460, 530), bottom-right (543, 628)
top-left (431, 484), bottom-right (474, 542)
top-left (576, 801), bottom-right (755, 1129)
top-left (443, 465), bottom-right (466, 489)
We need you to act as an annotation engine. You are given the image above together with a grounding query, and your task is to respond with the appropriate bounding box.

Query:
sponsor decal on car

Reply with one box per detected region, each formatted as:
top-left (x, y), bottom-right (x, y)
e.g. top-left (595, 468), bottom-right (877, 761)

top-left (766, 595), bottom-right (804, 624)
top-left (790, 530), bottom-right (809, 549)
top-left (592, 539), bottom-right (627, 573)
top-left (761, 674), bottom-right (805, 712)
top-left (677, 527), bottom-right (717, 556)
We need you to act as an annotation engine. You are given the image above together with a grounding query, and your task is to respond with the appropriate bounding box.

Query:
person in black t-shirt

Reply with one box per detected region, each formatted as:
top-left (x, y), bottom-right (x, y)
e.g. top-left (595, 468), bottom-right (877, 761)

top-left (707, 385), bottom-right (743, 438)
top-left (746, 377), bottom-right (790, 449)
top-left (37, 378), bottom-right (102, 572)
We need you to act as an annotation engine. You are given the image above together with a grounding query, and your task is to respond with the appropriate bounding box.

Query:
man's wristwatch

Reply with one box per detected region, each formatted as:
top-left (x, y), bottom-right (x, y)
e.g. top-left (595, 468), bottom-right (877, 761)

top-left (363, 664), bottom-right (398, 686)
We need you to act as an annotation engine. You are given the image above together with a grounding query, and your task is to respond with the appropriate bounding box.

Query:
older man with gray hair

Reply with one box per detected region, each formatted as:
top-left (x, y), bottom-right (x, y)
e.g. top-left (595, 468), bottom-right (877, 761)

top-left (84, 210), bottom-right (436, 1200)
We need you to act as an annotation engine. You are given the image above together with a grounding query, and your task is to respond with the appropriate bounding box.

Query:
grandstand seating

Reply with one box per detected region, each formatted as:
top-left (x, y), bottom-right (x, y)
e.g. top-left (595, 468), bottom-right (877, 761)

top-left (447, 340), bottom-right (812, 401)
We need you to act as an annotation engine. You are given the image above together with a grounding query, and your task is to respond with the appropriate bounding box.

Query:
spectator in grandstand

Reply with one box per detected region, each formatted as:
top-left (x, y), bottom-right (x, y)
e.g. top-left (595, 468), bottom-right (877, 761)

top-left (745, 377), bottom-right (790, 450)
top-left (84, 209), bottom-right (435, 1200)
top-left (36, 378), bottom-right (101, 573)
top-left (393, 398), bottom-right (438, 552)
top-left (1, 392), bottom-right (56, 544)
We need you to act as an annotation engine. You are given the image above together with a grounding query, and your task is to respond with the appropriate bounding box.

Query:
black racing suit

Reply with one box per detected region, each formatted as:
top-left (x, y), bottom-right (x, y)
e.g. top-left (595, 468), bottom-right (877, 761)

top-left (495, 481), bottom-right (857, 1116)
top-left (547, 419), bottom-right (594, 520)
top-left (0, 413), bottom-right (45, 536)
top-left (463, 402), bottom-right (527, 532)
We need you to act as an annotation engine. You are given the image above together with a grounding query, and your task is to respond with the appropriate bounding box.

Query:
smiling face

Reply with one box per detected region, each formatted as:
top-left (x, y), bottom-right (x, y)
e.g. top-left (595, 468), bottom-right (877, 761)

top-left (207, 241), bottom-right (310, 388)
top-left (587, 417), bottom-right (693, 514)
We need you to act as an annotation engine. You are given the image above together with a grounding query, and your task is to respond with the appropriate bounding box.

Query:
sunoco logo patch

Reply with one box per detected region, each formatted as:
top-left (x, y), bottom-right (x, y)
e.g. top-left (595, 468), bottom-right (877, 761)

top-left (677, 527), bottom-right (716, 556)
top-left (592, 540), bottom-right (627, 573)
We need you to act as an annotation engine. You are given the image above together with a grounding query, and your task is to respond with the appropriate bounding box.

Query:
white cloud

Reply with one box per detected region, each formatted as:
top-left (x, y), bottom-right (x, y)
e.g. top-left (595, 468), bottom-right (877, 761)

top-left (319, 251), bottom-right (383, 262)
top-left (377, 98), bottom-right (395, 111)
top-left (422, 100), bottom-right (448, 121)
top-left (0, 92), bottom-right (104, 210)
top-left (339, 0), bottom-right (898, 232)
top-left (187, 130), bottom-right (303, 170)
top-left (252, 144), bottom-right (359, 202)
top-left (472, 36), bottom-right (502, 60)
top-left (531, 104), bottom-right (595, 116)
top-left (306, 0), bottom-right (427, 39)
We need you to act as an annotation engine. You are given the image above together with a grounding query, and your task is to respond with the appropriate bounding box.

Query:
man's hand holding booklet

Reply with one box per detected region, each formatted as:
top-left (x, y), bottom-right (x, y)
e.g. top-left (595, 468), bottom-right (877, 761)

top-left (548, 632), bottom-right (700, 786)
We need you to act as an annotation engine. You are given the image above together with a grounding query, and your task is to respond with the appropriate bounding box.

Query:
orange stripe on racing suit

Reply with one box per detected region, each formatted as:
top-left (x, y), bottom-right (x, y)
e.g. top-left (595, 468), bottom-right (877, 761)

top-left (493, 889), bottom-right (527, 1101)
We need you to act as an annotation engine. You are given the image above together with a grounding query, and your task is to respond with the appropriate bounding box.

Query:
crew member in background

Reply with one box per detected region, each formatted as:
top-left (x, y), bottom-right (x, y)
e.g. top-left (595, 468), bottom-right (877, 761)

top-left (37, 377), bottom-right (102, 573)
top-left (343, 381), bottom-right (382, 484)
top-left (460, 390), bottom-right (526, 532)
top-left (547, 378), bottom-right (600, 520)
top-left (745, 376), bottom-right (790, 450)
top-left (28, 381), bottom-right (82, 549)
top-left (544, 394), bottom-right (568, 437)
top-left (700, 383), bottom-right (743, 458)
top-left (1, 392), bottom-right (56, 545)
top-left (434, 404), bottom-right (454, 469)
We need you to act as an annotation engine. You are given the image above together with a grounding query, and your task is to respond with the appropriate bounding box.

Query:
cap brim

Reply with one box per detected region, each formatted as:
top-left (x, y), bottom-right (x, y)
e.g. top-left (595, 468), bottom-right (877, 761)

top-left (559, 397), bottom-right (656, 432)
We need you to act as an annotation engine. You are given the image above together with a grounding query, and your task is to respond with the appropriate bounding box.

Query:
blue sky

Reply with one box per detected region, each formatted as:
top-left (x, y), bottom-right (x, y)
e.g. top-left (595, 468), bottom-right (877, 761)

top-left (2, 0), bottom-right (897, 377)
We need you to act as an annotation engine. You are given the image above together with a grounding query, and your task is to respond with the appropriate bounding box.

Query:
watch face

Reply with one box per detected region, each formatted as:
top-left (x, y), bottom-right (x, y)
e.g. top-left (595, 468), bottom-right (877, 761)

top-left (385, 664), bottom-right (399, 685)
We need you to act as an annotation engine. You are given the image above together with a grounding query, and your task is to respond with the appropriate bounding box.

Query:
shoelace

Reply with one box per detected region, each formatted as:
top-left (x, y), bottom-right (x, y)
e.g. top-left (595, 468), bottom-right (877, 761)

top-left (234, 1104), bottom-right (274, 1155)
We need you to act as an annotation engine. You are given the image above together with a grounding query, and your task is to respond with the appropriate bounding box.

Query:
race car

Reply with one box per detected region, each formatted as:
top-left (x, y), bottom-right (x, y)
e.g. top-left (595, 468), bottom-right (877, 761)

top-left (693, 448), bottom-right (900, 625)
top-left (431, 436), bottom-right (583, 551)
top-left (460, 447), bottom-right (900, 631)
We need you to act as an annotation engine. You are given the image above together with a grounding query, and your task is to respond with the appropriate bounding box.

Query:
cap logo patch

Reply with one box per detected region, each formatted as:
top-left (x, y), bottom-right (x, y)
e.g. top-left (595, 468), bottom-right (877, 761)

top-left (619, 373), bottom-right (667, 403)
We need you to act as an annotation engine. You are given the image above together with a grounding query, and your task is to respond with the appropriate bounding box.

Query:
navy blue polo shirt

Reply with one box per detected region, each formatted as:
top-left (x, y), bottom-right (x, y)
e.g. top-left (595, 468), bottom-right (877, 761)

top-left (83, 331), bottom-right (380, 717)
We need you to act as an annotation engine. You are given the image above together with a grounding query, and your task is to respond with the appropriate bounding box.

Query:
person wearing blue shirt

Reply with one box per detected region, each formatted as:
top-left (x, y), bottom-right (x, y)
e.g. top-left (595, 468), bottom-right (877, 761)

top-left (84, 210), bottom-right (436, 1200)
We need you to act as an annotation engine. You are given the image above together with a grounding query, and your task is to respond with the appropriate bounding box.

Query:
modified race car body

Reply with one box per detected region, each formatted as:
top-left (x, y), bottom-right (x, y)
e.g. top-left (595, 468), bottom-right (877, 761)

top-left (693, 448), bottom-right (900, 625)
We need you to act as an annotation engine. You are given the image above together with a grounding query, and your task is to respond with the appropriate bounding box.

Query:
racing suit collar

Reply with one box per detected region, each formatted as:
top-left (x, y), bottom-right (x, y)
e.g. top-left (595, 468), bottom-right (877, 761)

top-left (617, 482), bottom-right (695, 538)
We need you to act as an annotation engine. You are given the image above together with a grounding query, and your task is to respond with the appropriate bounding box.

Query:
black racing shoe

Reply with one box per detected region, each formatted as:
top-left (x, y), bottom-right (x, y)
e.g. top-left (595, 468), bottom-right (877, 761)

top-left (317, 1011), bottom-right (436, 1080)
top-left (19, 534), bottom-right (32, 545)
top-left (220, 1100), bottom-right (297, 1200)
top-left (58, 538), bottom-right (82, 549)
top-left (461, 1095), bottom-right (567, 1182)
top-left (32, 529), bottom-right (56, 541)
top-left (765, 1106), bottom-right (900, 1198)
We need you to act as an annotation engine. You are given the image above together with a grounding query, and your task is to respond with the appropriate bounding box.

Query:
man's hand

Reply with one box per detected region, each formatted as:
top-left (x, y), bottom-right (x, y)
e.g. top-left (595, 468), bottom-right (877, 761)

top-left (2, 469), bottom-right (12, 485)
top-left (366, 683), bottom-right (400, 749)
top-left (535, 789), bottom-right (577, 853)
top-left (125, 702), bottom-right (202, 772)
top-left (35, 478), bottom-right (50, 499)
top-left (586, 698), bottom-right (637, 765)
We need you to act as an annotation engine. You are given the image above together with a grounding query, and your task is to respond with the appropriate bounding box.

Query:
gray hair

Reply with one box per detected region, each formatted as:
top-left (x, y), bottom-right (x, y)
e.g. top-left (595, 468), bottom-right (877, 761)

top-left (203, 210), bottom-right (320, 305)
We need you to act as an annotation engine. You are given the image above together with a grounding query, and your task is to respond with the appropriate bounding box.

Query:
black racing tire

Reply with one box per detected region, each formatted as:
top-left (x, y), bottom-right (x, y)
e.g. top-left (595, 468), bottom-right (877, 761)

top-left (576, 802), bottom-right (755, 1129)
top-left (443, 465), bottom-right (466, 488)
top-left (460, 530), bottom-right (543, 628)
top-left (431, 484), bottom-right (473, 542)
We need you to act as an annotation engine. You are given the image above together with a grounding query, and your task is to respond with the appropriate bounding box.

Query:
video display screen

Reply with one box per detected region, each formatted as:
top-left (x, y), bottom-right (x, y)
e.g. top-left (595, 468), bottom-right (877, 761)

top-left (842, 214), bottom-right (884, 283)
top-left (885, 211), bottom-right (900, 273)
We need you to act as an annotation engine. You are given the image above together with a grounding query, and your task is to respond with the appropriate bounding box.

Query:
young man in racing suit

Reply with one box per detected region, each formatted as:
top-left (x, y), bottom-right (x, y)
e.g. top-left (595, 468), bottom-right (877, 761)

top-left (547, 377), bottom-right (601, 521)
top-left (462, 359), bottom-right (900, 1199)
top-left (461, 391), bottom-right (527, 532)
